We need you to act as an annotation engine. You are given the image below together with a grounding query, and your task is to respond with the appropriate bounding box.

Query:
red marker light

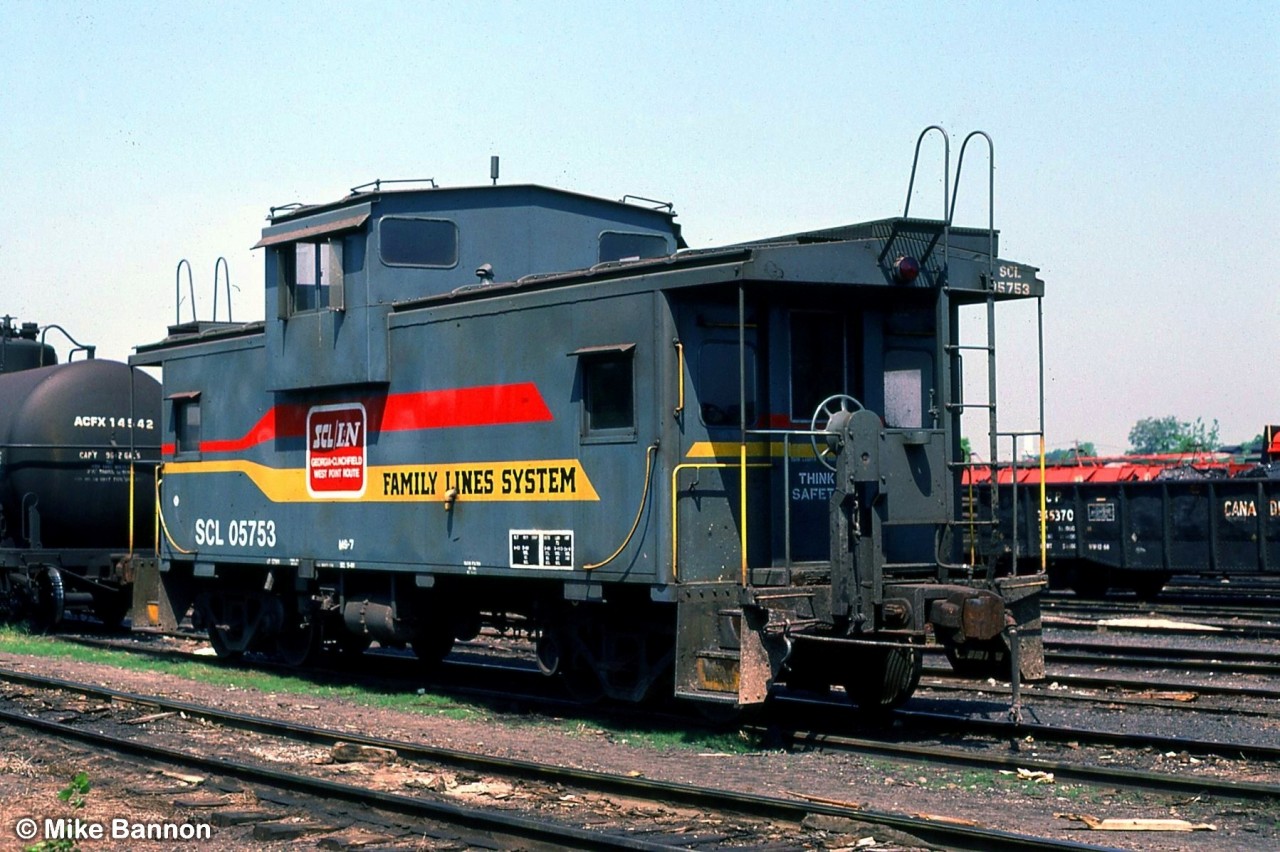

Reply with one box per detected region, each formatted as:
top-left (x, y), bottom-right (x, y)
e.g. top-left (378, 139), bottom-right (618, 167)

top-left (893, 256), bottom-right (920, 284)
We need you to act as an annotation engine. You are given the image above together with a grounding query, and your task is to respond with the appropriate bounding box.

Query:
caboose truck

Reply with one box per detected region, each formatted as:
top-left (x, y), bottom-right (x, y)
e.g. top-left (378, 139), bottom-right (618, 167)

top-left (132, 137), bottom-right (1047, 709)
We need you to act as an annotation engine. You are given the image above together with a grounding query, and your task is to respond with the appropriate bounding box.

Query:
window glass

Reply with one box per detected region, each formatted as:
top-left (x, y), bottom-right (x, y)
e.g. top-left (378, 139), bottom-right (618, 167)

top-left (292, 243), bottom-right (318, 312)
top-left (698, 342), bottom-right (757, 427)
top-left (599, 232), bottom-right (668, 263)
top-left (175, 401), bottom-right (201, 454)
top-left (379, 217), bottom-right (458, 267)
top-left (884, 349), bottom-right (933, 428)
top-left (790, 312), bottom-right (845, 421)
top-left (584, 354), bottom-right (634, 432)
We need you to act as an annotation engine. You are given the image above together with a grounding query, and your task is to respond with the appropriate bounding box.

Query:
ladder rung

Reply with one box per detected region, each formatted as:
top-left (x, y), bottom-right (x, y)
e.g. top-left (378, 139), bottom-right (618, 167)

top-left (946, 402), bottom-right (995, 411)
top-left (945, 344), bottom-right (995, 353)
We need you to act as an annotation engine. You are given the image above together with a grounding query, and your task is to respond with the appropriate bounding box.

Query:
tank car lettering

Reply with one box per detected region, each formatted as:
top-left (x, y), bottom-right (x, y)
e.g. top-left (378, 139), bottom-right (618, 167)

top-left (1272, 499), bottom-right (1280, 519)
top-left (74, 415), bottom-right (108, 427)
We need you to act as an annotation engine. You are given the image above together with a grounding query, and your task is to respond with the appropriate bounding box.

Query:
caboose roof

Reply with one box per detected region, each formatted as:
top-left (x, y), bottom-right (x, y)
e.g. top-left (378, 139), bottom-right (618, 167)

top-left (257, 182), bottom-right (685, 249)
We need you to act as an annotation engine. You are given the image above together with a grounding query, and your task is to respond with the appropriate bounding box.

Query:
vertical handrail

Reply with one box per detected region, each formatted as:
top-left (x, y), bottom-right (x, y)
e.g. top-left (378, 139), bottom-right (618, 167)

top-left (175, 259), bottom-right (196, 324)
top-left (213, 257), bottom-right (233, 322)
top-left (903, 125), bottom-right (951, 223)
top-left (905, 126), bottom-right (954, 574)
top-left (738, 285), bottom-right (749, 586)
top-left (1037, 296), bottom-right (1047, 573)
top-left (952, 131), bottom-right (1000, 556)
top-left (903, 125), bottom-right (951, 270)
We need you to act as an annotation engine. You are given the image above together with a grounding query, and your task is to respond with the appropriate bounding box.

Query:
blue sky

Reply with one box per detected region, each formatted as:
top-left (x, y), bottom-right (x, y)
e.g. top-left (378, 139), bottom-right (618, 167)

top-left (3, 1), bottom-right (1276, 456)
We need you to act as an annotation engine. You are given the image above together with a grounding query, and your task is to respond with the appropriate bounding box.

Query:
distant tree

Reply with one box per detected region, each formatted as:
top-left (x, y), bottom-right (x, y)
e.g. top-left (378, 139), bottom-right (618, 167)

top-left (960, 436), bottom-right (972, 460)
top-left (1127, 416), bottom-right (1220, 454)
top-left (1043, 442), bottom-right (1097, 463)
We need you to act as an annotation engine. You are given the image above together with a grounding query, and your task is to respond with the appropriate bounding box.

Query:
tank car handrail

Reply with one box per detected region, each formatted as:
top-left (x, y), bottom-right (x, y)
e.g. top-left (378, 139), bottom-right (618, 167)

top-left (175, 259), bottom-right (196, 325)
top-left (37, 324), bottom-right (96, 362)
top-left (212, 257), bottom-right (233, 323)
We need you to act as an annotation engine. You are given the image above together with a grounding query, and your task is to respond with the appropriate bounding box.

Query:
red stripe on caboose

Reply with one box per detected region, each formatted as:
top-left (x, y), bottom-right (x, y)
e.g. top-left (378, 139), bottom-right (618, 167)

top-left (163, 383), bottom-right (553, 457)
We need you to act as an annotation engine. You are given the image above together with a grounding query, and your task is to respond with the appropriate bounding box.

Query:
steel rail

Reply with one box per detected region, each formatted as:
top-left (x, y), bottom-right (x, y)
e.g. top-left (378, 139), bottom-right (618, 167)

top-left (767, 727), bottom-right (1280, 802)
top-left (920, 671), bottom-right (1280, 706)
top-left (44, 633), bottom-right (1280, 753)
top-left (0, 667), bottom-right (1117, 852)
top-left (0, 707), bottom-right (670, 851)
top-left (923, 642), bottom-right (1280, 676)
top-left (892, 707), bottom-right (1280, 763)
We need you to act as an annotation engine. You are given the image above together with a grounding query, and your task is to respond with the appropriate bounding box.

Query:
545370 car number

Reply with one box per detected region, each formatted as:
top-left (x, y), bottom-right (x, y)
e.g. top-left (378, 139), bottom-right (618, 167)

top-left (194, 518), bottom-right (277, 548)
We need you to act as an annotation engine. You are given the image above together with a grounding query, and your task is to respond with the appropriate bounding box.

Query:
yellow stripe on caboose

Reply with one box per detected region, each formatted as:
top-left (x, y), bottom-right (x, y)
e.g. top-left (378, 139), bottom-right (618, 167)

top-left (685, 441), bottom-right (820, 460)
top-left (163, 459), bottom-right (600, 502)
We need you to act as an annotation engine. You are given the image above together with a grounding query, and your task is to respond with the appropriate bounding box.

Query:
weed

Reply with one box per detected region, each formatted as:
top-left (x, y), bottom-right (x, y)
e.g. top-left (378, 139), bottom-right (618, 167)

top-left (57, 772), bottom-right (90, 809)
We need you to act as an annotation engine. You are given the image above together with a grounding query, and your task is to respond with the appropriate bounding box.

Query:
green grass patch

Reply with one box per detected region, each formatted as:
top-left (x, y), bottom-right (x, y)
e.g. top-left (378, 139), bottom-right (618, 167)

top-left (0, 627), bottom-right (760, 750)
top-left (559, 717), bottom-right (760, 755)
top-left (0, 626), bottom-right (484, 721)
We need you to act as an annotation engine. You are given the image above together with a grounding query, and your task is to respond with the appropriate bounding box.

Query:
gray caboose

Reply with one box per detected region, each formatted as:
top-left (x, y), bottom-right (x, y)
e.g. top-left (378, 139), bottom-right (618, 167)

top-left (132, 149), bottom-right (1047, 709)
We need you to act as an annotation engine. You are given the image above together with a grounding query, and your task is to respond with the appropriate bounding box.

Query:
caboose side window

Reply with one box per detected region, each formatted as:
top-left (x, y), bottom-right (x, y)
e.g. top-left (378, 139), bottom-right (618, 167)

top-left (789, 312), bottom-right (847, 421)
top-left (582, 353), bottom-right (634, 434)
top-left (598, 232), bottom-right (668, 264)
top-left (697, 341), bottom-right (758, 427)
top-left (174, 398), bottom-right (201, 455)
top-left (379, 217), bottom-right (458, 268)
top-left (278, 239), bottom-right (344, 316)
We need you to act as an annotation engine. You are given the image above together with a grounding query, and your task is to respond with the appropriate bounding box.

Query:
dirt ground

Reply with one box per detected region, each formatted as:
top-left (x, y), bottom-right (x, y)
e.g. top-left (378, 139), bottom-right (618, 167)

top-left (0, 650), bottom-right (1275, 851)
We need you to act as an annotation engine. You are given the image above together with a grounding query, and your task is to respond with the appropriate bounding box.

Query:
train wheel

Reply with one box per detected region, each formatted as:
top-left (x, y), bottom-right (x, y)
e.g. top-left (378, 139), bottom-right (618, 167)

top-left (30, 567), bottom-right (66, 633)
top-left (842, 644), bottom-right (922, 713)
top-left (207, 624), bottom-right (246, 661)
top-left (92, 591), bottom-right (131, 630)
top-left (535, 629), bottom-right (563, 676)
top-left (943, 639), bottom-right (1010, 680)
top-left (411, 627), bottom-right (455, 669)
top-left (1071, 574), bottom-right (1110, 599)
top-left (333, 631), bottom-right (372, 657)
top-left (1126, 573), bottom-right (1169, 601)
top-left (560, 657), bottom-right (605, 704)
top-left (274, 621), bottom-right (321, 667)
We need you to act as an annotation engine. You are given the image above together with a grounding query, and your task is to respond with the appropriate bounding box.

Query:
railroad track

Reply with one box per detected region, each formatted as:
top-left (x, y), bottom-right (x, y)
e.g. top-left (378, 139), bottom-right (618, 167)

top-left (0, 667), bottom-right (1121, 852)
top-left (17, 626), bottom-right (1280, 753)
top-left (64, 628), bottom-right (1280, 707)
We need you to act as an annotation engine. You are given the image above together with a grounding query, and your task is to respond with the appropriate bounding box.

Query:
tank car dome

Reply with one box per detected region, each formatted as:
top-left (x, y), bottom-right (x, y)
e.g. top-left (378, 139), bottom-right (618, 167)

top-left (0, 318), bottom-right (57, 374)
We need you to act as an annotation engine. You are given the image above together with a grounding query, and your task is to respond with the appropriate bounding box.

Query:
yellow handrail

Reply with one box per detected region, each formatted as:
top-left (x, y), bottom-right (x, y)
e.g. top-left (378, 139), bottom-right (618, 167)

top-left (155, 470), bottom-right (193, 555)
top-left (128, 461), bottom-right (135, 557)
top-left (583, 443), bottom-right (658, 571)
top-left (670, 461), bottom-right (770, 583)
